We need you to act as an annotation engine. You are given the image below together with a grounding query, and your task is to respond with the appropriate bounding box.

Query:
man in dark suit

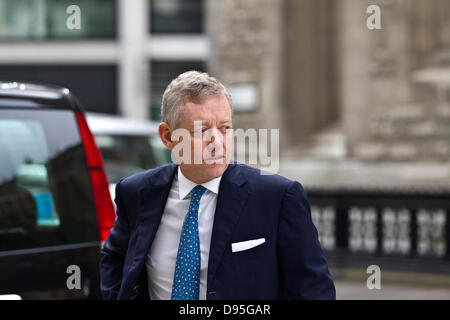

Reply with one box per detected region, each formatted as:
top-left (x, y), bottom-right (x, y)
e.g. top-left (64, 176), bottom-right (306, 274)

top-left (100, 71), bottom-right (336, 300)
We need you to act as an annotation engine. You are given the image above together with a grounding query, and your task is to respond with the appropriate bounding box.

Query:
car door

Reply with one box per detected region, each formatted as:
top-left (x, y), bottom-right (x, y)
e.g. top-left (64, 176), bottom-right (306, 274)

top-left (0, 108), bottom-right (101, 299)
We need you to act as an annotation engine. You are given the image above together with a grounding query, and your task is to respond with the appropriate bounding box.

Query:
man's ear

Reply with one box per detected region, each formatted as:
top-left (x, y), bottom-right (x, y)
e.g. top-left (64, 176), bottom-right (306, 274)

top-left (158, 122), bottom-right (175, 149)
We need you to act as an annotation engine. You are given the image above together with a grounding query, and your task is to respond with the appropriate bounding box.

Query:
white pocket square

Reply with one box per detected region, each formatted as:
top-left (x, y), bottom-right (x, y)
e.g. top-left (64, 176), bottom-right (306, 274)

top-left (231, 238), bottom-right (266, 253)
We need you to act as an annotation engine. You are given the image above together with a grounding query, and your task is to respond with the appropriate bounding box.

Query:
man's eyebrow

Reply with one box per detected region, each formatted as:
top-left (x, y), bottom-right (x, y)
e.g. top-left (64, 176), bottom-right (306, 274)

top-left (191, 119), bottom-right (231, 126)
top-left (190, 120), bottom-right (210, 126)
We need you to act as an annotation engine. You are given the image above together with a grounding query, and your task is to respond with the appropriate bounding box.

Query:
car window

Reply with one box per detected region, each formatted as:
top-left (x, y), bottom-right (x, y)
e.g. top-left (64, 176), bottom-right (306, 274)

top-left (0, 109), bottom-right (99, 252)
top-left (149, 135), bottom-right (172, 166)
top-left (1, 119), bottom-right (61, 227)
top-left (94, 134), bottom-right (163, 184)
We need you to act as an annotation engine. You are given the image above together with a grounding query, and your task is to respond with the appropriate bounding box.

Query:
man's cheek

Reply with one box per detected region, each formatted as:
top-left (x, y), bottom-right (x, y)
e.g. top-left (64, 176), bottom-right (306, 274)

top-left (191, 138), bottom-right (204, 164)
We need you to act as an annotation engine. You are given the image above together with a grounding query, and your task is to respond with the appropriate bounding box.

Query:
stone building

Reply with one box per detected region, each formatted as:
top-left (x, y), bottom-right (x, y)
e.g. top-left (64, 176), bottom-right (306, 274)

top-left (1, 0), bottom-right (450, 179)
top-left (339, 0), bottom-right (450, 162)
top-left (209, 0), bottom-right (450, 186)
top-left (209, 0), bottom-right (339, 154)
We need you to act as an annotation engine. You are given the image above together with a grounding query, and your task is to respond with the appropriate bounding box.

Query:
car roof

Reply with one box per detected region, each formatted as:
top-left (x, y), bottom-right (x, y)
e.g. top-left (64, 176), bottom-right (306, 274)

top-left (0, 81), bottom-right (81, 110)
top-left (86, 112), bottom-right (160, 136)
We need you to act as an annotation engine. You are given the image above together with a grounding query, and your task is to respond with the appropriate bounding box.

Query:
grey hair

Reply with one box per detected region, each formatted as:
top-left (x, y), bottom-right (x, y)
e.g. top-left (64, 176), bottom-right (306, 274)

top-left (161, 70), bottom-right (232, 129)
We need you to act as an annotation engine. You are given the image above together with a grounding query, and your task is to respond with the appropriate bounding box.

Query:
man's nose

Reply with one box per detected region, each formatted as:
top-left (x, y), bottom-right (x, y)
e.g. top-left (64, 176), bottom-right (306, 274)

top-left (208, 127), bottom-right (223, 144)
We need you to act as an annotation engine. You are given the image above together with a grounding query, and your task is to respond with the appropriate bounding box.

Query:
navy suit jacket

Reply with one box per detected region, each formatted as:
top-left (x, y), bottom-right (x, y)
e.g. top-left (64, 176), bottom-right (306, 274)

top-left (100, 162), bottom-right (336, 300)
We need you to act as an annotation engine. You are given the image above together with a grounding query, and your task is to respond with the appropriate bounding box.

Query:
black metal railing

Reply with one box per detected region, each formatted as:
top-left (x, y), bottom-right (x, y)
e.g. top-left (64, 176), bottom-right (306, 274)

top-left (306, 187), bottom-right (450, 274)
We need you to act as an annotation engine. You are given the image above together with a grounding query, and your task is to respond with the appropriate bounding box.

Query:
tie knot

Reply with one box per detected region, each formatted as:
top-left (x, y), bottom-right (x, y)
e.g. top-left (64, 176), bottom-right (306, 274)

top-left (191, 185), bottom-right (206, 199)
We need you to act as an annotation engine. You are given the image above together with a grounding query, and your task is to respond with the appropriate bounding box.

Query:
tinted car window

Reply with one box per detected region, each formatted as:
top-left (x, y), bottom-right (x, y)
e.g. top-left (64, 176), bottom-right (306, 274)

top-left (94, 134), bottom-right (158, 184)
top-left (0, 109), bottom-right (99, 252)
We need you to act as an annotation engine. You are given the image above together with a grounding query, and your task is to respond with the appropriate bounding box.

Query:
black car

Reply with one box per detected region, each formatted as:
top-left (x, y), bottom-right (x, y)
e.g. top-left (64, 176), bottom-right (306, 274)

top-left (0, 82), bottom-right (116, 299)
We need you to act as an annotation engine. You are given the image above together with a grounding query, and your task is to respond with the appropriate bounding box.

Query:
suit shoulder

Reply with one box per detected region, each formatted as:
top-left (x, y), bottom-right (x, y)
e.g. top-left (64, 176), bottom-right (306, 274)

top-left (119, 163), bottom-right (176, 190)
top-left (234, 162), bottom-right (297, 189)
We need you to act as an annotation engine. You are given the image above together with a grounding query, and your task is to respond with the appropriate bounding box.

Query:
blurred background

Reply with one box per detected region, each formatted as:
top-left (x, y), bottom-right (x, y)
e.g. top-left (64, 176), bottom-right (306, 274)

top-left (1, 0), bottom-right (450, 299)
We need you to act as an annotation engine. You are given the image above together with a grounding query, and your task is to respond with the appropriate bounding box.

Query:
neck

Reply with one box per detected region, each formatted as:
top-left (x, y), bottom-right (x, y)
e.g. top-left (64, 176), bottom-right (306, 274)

top-left (178, 165), bottom-right (225, 184)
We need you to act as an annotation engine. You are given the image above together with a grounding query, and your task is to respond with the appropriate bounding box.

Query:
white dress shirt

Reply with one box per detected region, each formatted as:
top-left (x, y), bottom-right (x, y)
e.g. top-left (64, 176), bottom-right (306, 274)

top-left (145, 166), bottom-right (222, 300)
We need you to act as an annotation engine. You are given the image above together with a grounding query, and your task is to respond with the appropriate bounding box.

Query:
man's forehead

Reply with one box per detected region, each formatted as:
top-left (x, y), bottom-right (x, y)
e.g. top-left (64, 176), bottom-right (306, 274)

top-left (184, 101), bottom-right (231, 114)
top-left (182, 106), bottom-right (232, 123)
top-left (179, 95), bottom-right (232, 126)
top-left (182, 119), bottom-right (232, 129)
top-left (196, 119), bottom-right (232, 124)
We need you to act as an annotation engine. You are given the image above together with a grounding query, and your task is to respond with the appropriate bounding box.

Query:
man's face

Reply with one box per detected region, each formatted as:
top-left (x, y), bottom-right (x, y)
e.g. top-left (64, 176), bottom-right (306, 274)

top-left (173, 94), bottom-right (232, 184)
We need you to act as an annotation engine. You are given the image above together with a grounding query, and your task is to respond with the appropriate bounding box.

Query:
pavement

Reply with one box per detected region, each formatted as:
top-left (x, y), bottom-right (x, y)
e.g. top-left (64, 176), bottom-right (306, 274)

top-left (335, 280), bottom-right (450, 300)
top-left (244, 125), bottom-right (450, 300)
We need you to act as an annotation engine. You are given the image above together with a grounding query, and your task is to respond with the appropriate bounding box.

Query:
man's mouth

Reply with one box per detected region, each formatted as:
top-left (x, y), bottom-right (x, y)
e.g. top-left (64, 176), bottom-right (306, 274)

top-left (204, 155), bottom-right (225, 164)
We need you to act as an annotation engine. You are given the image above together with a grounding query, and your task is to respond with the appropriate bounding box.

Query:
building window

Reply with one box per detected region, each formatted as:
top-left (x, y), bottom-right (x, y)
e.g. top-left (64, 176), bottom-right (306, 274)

top-left (0, 0), bottom-right (116, 40)
top-left (150, 61), bottom-right (205, 121)
top-left (348, 207), bottom-right (378, 254)
top-left (150, 0), bottom-right (203, 34)
top-left (0, 65), bottom-right (118, 114)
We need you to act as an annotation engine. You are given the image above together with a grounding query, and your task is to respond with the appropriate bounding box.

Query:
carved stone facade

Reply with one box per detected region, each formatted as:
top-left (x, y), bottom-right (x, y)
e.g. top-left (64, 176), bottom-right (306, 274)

top-left (340, 0), bottom-right (450, 161)
top-left (209, 0), bottom-right (450, 162)
top-left (208, 0), bottom-right (337, 154)
top-left (283, 0), bottom-right (339, 146)
top-left (207, 0), bottom-right (286, 163)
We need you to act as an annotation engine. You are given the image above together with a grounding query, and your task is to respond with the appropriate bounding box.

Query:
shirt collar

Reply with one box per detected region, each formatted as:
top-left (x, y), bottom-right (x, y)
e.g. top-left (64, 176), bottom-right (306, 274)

top-left (177, 166), bottom-right (222, 200)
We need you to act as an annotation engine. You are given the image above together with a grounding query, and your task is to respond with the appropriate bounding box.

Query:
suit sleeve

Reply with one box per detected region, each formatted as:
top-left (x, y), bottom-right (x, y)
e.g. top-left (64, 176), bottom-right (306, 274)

top-left (277, 181), bottom-right (336, 300)
top-left (100, 178), bottom-right (130, 300)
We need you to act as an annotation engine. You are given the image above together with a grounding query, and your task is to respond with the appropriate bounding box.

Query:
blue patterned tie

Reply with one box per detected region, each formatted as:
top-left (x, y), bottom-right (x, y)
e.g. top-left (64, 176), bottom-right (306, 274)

top-left (171, 185), bottom-right (206, 300)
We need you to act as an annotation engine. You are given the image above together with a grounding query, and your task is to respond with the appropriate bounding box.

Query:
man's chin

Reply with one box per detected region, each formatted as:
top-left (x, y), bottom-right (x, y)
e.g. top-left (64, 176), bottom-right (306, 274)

top-left (179, 158), bottom-right (230, 181)
top-left (204, 161), bottom-right (228, 174)
top-left (196, 159), bottom-right (228, 179)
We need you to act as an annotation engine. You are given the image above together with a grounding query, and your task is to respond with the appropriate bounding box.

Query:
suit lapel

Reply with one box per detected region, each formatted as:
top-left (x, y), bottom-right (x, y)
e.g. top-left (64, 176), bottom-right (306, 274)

top-left (130, 162), bottom-right (250, 295)
top-left (207, 163), bottom-right (250, 288)
top-left (134, 163), bottom-right (178, 264)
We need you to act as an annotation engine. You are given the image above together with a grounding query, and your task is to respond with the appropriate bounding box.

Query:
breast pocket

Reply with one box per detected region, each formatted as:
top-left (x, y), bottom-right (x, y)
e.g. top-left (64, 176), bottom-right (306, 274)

top-left (231, 238), bottom-right (268, 263)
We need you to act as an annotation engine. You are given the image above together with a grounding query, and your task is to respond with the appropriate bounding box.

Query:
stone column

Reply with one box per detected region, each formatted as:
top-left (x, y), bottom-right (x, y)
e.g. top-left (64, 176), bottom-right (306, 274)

top-left (207, 0), bottom-right (286, 170)
top-left (118, 0), bottom-right (150, 120)
top-left (338, 0), bottom-right (420, 161)
top-left (283, 0), bottom-right (339, 147)
top-left (209, 0), bottom-right (285, 139)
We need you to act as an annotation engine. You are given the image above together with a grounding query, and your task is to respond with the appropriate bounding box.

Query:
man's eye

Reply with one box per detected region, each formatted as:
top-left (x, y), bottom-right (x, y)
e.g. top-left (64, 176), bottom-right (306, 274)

top-left (192, 128), bottom-right (207, 134)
